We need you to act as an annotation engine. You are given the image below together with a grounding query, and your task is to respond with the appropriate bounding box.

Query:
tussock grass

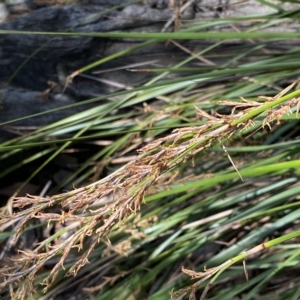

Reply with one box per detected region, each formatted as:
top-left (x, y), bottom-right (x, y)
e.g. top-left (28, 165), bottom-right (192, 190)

top-left (1, 1), bottom-right (300, 299)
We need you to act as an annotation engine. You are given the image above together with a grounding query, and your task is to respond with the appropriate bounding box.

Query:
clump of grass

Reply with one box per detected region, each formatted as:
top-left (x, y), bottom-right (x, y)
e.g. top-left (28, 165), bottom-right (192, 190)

top-left (1, 1), bottom-right (300, 299)
top-left (1, 82), bottom-right (300, 299)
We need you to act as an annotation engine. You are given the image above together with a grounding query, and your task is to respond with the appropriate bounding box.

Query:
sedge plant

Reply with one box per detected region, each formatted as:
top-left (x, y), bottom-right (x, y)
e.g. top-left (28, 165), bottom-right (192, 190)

top-left (1, 1), bottom-right (300, 299)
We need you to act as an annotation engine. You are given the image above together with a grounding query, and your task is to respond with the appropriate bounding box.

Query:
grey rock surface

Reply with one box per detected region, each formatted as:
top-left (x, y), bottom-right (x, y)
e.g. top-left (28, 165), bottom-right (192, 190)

top-left (0, 0), bottom-right (299, 141)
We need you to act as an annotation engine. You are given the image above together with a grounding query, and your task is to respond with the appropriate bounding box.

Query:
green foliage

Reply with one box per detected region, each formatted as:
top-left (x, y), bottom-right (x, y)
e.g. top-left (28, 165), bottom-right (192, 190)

top-left (1, 1), bottom-right (300, 299)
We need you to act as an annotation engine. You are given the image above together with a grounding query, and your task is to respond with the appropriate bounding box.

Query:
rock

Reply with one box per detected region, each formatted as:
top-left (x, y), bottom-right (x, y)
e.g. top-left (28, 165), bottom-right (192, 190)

top-left (0, 0), bottom-right (299, 141)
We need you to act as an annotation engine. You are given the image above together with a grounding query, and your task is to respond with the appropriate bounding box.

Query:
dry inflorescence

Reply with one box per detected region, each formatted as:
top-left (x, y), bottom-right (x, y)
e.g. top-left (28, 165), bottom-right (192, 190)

top-left (0, 85), bottom-right (300, 299)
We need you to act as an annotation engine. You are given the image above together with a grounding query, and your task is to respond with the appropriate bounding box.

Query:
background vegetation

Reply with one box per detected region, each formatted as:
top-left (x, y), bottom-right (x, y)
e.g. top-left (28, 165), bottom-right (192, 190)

top-left (1, 1), bottom-right (300, 299)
